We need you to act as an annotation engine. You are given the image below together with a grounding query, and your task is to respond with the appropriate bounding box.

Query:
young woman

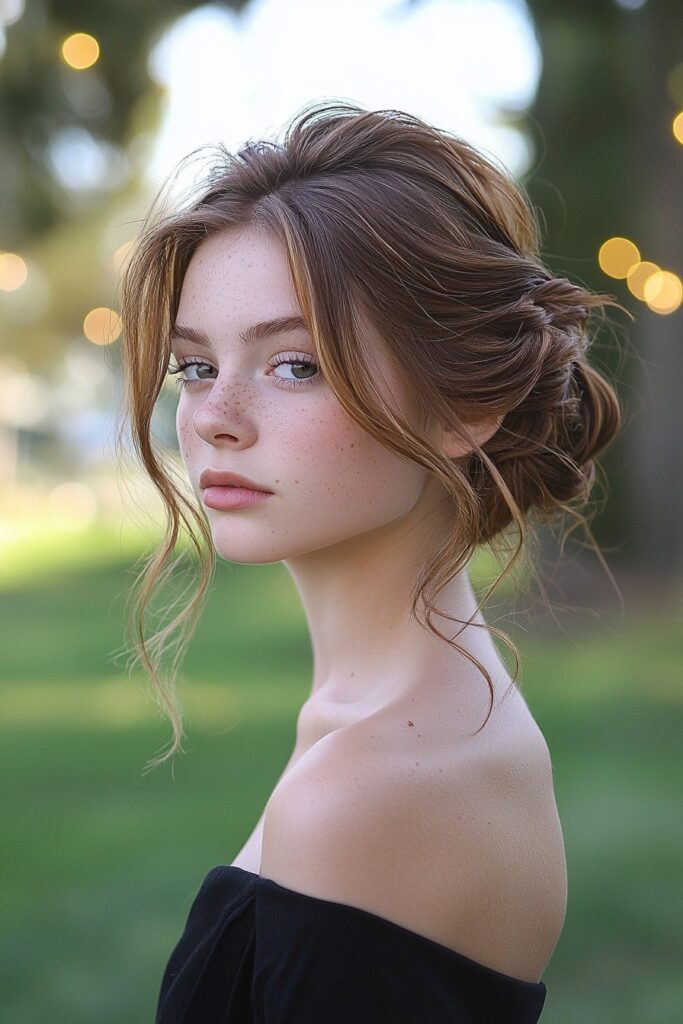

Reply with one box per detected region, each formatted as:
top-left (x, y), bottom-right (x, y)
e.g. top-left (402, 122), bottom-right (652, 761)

top-left (117, 101), bottom-right (624, 1023)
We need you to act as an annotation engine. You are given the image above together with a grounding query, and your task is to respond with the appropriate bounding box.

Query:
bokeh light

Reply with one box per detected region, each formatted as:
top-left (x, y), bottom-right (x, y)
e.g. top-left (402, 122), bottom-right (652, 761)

top-left (673, 111), bottom-right (683, 145)
top-left (0, 251), bottom-right (28, 291)
top-left (83, 306), bottom-right (121, 345)
top-left (112, 240), bottom-right (135, 273)
top-left (643, 270), bottom-right (682, 314)
top-left (0, 0), bottom-right (25, 28)
top-left (60, 32), bottom-right (100, 70)
top-left (626, 260), bottom-right (661, 300)
top-left (598, 237), bottom-right (641, 278)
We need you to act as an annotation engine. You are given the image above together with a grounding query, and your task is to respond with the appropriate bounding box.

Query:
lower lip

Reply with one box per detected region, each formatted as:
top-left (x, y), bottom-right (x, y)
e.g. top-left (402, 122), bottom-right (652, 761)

top-left (202, 485), bottom-right (274, 510)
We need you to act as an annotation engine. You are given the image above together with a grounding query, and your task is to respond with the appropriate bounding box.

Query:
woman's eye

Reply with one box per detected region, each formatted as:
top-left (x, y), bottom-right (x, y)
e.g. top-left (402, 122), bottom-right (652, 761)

top-left (269, 354), bottom-right (319, 388)
top-left (167, 360), bottom-right (215, 389)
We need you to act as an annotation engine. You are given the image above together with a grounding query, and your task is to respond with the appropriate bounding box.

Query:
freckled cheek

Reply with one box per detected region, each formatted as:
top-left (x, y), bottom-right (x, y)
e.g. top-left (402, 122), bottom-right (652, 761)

top-left (275, 408), bottom-right (413, 508)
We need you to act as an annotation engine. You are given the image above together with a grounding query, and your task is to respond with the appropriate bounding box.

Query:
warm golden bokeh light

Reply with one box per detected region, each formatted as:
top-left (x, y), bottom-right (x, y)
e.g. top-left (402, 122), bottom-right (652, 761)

top-left (643, 270), bottom-right (682, 315)
top-left (673, 111), bottom-right (683, 145)
top-left (600, 237), bottom-right (681, 313)
top-left (626, 261), bottom-right (661, 300)
top-left (0, 251), bottom-right (28, 291)
top-left (60, 32), bottom-right (100, 70)
top-left (598, 237), bottom-right (641, 279)
top-left (83, 306), bottom-right (121, 345)
top-left (112, 240), bottom-right (135, 273)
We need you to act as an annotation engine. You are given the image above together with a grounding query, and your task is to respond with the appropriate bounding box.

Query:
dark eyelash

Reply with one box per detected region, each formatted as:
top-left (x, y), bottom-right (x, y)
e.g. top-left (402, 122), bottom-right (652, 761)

top-left (166, 355), bottom-right (319, 390)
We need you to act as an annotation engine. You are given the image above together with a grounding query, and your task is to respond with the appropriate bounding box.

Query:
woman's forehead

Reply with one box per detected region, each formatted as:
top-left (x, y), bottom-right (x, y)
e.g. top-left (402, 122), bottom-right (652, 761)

top-left (176, 227), bottom-right (301, 331)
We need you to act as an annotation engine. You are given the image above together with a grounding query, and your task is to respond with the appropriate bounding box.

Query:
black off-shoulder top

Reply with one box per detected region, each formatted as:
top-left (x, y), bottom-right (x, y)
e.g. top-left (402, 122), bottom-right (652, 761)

top-left (155, 864), bottom-right (547, 1023)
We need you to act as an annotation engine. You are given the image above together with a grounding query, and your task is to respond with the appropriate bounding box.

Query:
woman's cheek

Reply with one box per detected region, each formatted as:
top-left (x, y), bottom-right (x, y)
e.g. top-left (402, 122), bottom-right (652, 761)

top-left (286, 408), bottom-right (419, 516)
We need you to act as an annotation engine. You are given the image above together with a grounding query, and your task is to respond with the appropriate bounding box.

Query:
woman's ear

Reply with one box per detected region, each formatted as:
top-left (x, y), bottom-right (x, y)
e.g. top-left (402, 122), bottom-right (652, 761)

top-left (439, 414), bottom-right (504, 460)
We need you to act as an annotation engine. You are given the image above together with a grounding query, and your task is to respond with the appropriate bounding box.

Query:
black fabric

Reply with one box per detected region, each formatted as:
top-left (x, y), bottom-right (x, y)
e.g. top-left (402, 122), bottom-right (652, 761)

top-left (155, 864), bottom-right (547, 1023)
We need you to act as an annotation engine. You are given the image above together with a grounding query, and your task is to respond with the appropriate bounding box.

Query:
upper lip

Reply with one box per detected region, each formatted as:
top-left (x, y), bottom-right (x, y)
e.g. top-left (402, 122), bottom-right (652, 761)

top-left (199, 469), bottom-right (273, 493)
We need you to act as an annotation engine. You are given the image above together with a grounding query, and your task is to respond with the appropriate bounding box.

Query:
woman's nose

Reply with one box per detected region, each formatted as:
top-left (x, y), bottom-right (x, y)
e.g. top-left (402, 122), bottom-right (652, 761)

top-left (189, 377), bottom-right (259, 447)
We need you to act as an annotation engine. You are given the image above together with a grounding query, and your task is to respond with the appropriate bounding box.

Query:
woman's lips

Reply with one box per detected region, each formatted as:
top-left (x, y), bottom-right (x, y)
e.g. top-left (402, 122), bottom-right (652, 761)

top-left (202, 485), bottom-right (274, 511)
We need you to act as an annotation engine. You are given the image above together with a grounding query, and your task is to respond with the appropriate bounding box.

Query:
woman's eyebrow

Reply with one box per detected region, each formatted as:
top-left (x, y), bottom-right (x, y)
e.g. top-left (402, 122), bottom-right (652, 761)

top-left (170, 314), bottom-right (310, 349)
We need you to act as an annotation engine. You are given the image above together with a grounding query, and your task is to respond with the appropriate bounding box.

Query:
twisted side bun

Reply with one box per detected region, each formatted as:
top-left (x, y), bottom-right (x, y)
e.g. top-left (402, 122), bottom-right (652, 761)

top-left (464, 272), bottom-right (624, 544)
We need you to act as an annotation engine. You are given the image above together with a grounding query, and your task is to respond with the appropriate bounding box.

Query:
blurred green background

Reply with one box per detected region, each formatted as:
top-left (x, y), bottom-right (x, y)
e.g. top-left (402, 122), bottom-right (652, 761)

top-left (1, 1), bottom-right (681, 1022)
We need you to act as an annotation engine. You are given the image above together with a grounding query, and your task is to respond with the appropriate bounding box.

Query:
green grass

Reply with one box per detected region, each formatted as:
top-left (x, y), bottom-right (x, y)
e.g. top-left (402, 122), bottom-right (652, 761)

top-left (0, 526), bottom-right (680, 1023)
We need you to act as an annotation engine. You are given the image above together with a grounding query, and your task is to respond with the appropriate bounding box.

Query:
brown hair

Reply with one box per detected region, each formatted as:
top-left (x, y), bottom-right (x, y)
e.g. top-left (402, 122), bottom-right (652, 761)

top-left (113, 100), bottom-right (628, 773)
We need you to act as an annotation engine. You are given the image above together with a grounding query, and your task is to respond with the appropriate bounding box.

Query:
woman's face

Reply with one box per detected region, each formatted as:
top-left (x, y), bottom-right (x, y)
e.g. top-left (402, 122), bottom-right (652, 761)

top-left (172, 223), bottom-right (439, 564)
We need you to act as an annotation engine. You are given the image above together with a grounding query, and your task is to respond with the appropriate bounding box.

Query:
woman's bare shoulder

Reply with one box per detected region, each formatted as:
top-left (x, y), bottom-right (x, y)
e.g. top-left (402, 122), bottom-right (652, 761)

top-left (260, 691), bottom-right (567, 982)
